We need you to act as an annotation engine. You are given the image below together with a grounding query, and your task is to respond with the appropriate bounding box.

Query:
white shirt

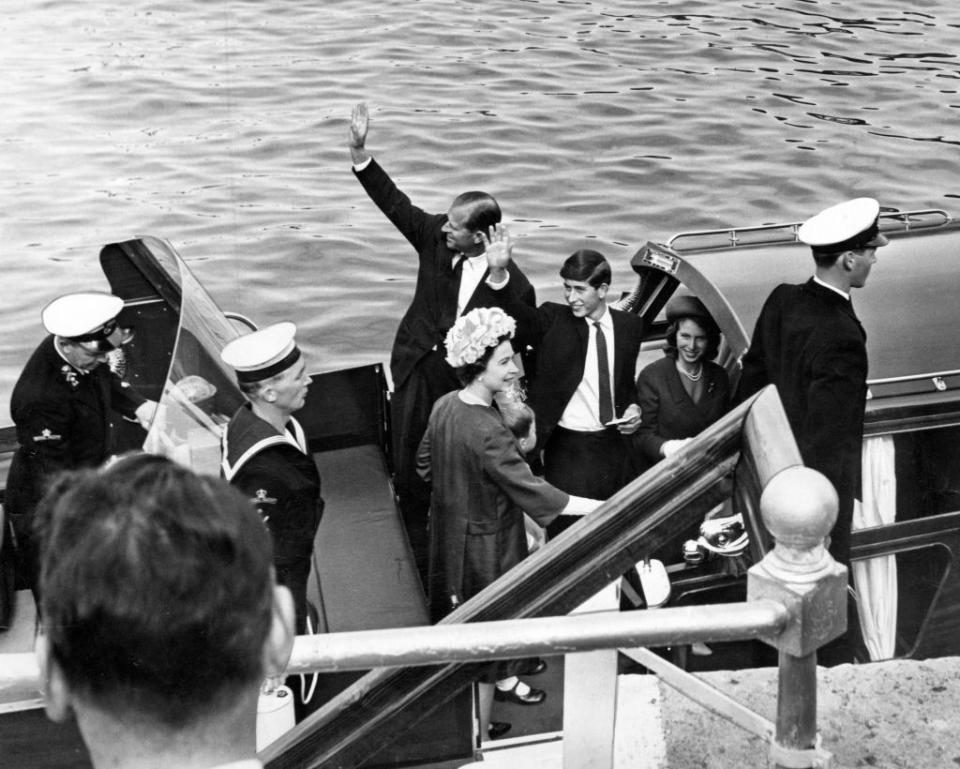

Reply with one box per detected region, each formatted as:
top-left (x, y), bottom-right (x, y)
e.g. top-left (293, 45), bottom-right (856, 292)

top-left (456, 253), bottom-right (492, 316)
top-left (208, 760), bottom-right (263, 769)
top-left (812, 275), bottom-right (850, 301)
top-left (557, 305), bottom-right (615, 432)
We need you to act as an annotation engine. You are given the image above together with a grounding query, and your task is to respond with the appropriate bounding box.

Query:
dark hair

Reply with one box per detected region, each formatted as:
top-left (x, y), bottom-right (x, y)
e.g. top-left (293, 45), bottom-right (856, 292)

top-left (238, 379), bottom-right (264, 397)
top-left (35, 453), bottom-right (274, 728)
top-left (455, 334), bottom-right (513, 386)
top-left (451, 191), bottom-right (501, 233)
top-left (812, 249), bottom-right (846, 268)
top-left (501, 401), bottom-right (535, 441)
top-left (560, 249), bottom-right (611, 289)
top-left (664, 315), bottom-right (721, 361)
top-left (664, 315), bottom-right (720, 360)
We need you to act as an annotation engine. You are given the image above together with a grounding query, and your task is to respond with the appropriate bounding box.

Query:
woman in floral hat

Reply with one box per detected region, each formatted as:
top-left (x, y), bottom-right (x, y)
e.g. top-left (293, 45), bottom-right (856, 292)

top-left (417, 306), bottom-right (599, 738)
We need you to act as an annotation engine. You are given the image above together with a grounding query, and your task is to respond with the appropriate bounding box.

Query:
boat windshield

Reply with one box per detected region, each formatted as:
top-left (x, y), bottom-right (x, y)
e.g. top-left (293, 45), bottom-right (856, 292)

top-left (139, 238), bottom-right (245, 475)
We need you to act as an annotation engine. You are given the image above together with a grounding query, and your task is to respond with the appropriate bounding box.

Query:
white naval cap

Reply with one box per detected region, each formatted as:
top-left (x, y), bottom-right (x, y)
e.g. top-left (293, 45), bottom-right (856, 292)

top-left (798, 197), bottom-right (889, 251)
top-left (41, 291), bottom-right (124, 338)
top-left (220, 321), bottom-right (301, 383)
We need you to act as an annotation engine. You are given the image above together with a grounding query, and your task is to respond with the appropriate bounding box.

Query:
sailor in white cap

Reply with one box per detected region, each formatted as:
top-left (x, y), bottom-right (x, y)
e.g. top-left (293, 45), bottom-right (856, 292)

top-left (220, 322), bottom-right (323, 719)
top-left (737, 198), bottom-right (889, 664)
top-left (7, 291), bottom-right (158, 594)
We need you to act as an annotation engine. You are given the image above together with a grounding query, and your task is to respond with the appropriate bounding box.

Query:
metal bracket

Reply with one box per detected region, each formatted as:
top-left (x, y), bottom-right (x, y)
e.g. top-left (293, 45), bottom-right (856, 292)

top-left (769, 734), bottom-right (833, 768)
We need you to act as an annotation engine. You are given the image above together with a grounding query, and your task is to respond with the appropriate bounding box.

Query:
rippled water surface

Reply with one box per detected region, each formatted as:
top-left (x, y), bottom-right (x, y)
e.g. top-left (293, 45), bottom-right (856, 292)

top-left (2, 1), bottom-right (959, 421)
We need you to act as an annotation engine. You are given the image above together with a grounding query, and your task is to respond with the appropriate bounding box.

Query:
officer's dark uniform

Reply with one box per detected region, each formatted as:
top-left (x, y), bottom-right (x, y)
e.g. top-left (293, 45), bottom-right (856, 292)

top-left (8, 335), bottom-right (146, 589)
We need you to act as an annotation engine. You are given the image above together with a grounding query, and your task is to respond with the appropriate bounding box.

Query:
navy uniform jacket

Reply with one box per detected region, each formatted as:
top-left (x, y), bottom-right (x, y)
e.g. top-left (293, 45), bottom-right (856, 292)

top-left (502, 300), bottom-right (645, 452)
top-left (7, 335), bottom-right (146, 520)
top-left (353, 158), bottom-right (536, 391)
top-left (736, 278), bottom-right (867, 564)
top-left (221, 404), bottom-right (323, 565)
top-left (634, 355), bottom-right (730, 471)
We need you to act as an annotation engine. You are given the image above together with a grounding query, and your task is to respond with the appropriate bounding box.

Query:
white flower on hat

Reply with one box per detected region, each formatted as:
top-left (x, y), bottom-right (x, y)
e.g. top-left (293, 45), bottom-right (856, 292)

top-left (444, 307), bottom-right (517, 368)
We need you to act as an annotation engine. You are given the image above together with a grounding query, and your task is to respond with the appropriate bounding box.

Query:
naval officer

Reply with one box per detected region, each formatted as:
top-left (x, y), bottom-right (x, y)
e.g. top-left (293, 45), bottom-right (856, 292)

top-left (7, 291), bottom-right (157, 594)
top-left (221, 322), bottom-right (323, 719)
top-left (737, 197), bottom-right (888, 664)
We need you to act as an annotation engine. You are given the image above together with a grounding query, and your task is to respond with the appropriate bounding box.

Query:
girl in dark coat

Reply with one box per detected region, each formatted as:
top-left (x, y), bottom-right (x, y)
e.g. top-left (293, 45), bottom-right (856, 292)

top-left (634, 295), bottom-right (730, 472)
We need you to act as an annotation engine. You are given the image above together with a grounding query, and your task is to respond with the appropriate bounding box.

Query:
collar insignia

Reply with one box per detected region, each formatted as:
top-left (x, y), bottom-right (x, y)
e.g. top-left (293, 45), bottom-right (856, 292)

top-left (61, 365), bottom-right (80, 389)
top-left (253, 488), bottom-right (278, 505)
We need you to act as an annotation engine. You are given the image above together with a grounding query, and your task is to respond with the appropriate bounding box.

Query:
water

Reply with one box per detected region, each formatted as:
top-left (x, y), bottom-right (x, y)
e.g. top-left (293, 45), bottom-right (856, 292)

top-left (2, 0), bottom-right (959, 422)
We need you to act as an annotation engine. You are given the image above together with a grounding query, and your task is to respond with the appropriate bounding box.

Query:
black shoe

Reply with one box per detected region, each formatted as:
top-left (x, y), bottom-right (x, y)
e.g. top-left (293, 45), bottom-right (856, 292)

top-left (487, 721), bottom-right (512, 740)
top-left (519, 658), bottom-right (548, 676)
top-left (494, 681), bottom-right (546, 706)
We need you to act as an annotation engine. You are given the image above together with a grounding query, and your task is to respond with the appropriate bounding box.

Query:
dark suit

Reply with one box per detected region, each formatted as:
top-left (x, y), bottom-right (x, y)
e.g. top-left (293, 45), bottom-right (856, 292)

top-left (353, 159), bottom-right (535, 564)
top-left (737, 279), bottom-right (867, 567)
top-left (7, 335), bottom-right (146, 590)
top-left (504, 299), bottom-right (645, 522)
top-left (634, 356), bottom-right (730, 472)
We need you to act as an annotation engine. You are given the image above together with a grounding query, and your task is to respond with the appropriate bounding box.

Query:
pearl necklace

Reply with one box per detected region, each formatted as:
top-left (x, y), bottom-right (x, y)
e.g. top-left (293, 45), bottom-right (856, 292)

top-left (679, 362), bottom-right (703, 382)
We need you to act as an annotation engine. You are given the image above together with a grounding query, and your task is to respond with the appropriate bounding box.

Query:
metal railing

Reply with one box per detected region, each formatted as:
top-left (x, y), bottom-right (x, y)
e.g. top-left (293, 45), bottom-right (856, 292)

top-left (665, 208), bottom-right (951, 253)
top-left (282, 602), bottom-right (787, 674)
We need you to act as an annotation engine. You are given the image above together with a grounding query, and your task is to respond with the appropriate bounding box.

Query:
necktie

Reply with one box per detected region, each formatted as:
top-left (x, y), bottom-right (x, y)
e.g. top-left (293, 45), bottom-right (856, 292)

top-left (594, 321), bottom-right (614, 424)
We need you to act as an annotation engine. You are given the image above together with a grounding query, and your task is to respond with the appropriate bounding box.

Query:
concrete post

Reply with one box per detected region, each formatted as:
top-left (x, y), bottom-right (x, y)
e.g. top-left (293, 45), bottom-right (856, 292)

top-left (747, 466), bottom-right (847, 769)
top-left (563, 581), bottom-right (620, 769)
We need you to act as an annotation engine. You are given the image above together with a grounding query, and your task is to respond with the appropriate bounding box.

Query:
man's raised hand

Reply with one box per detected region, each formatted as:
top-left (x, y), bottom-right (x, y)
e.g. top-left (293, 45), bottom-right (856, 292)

top-left (349, 103), bottom-right (369, 148)
top-left (480, 224), bottom-right (513, 279)
top-left (349, 103), bottom-right (371, 165)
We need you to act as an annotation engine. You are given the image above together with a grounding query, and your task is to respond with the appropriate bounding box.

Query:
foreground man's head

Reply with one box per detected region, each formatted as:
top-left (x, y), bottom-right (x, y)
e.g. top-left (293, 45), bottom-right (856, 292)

top-left (34, 453), bottom-right (295, 769)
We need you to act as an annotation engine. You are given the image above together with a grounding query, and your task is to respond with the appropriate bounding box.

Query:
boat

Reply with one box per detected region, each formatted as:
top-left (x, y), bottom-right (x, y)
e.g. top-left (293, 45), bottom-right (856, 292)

top-left (2, 206), bottom-right (959, 767)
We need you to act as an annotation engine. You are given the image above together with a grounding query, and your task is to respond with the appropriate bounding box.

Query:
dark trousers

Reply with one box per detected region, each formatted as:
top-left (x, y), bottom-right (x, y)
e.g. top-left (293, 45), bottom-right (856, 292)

top-left (276, 556), bottom-right (323, 719)
top-left (544, 426), bottom-right (628, 538)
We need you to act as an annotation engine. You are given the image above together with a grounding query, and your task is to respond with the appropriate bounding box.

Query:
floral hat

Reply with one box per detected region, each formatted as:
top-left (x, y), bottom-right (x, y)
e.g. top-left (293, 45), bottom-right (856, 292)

top-left (444, 307), bottom-right (517, 368)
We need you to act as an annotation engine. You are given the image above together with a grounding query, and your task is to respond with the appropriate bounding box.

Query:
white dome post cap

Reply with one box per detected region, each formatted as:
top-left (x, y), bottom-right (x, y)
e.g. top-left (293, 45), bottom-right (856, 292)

top-left (758, 465), bottom-right (839, 582)
top-left (41, 292), bottom-right (125, 337)
top-left (797, 197), bottom-right (888, 249)
top-left (220, 322), bottom-right (300, 382)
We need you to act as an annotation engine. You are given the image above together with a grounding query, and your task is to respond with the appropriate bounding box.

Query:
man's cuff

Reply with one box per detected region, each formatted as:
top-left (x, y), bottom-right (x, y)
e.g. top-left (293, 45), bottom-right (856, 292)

top-left (352, 156), bottom-right (373, 172)
top-left (485, 271), bottom-right (510, 290)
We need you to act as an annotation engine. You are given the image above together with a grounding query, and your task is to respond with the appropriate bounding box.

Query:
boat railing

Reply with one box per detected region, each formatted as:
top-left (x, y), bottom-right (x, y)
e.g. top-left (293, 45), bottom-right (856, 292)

top-left (665, 208), bottom-right (951, 253)
top-left (867, 367), bottom-right (960, 390)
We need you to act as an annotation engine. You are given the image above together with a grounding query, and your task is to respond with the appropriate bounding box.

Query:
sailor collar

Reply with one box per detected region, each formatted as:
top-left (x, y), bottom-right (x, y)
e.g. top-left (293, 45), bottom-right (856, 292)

top-left (221, 403), bottom-right (308, 482)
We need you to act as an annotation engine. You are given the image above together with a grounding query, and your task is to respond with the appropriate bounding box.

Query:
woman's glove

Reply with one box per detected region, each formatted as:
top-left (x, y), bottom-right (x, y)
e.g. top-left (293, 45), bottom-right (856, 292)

top-left (661, 438), bottom-right (691, 457)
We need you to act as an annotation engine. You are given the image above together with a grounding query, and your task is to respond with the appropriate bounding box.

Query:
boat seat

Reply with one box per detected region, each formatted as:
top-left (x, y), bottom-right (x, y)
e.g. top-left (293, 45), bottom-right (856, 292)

top-left (309, 443), bottom-right (427, 632)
